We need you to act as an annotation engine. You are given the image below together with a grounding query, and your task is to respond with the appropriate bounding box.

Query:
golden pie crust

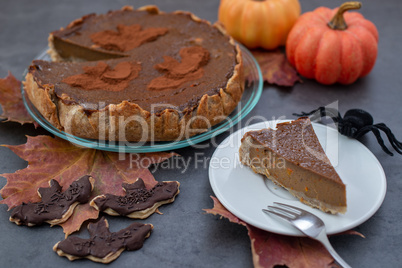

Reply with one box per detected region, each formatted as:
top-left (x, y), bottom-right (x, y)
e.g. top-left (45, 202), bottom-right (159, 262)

top-left (24, 6), bottom-right (244, 142)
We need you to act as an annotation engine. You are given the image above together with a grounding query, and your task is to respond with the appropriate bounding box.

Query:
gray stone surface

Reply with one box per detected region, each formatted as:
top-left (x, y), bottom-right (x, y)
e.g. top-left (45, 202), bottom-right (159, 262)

top-left (0, 0), bottom-right (401, 267)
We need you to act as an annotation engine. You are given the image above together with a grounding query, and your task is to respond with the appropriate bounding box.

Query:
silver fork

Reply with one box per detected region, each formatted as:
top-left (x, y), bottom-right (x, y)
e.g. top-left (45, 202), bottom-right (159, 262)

top-left (263, 202), bottom-right (351, 268)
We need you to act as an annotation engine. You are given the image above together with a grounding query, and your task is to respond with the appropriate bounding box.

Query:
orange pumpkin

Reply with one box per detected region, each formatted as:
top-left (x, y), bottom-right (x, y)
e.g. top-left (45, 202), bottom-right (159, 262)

top-left (286, 2), bottom-right (379, 85)
top-left (218, 0), bottom-right (301, 50)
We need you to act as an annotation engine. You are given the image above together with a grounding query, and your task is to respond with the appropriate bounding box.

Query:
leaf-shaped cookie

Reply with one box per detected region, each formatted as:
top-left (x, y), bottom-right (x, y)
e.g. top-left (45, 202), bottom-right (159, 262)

top-left (90, 178), bottom-right (180, 219)
top-left (0, 135), bottom-right (177, 236)
top-left (10, 175), bottom-right (94, 226)
top-left (54, 217), bottom-right (153, 263)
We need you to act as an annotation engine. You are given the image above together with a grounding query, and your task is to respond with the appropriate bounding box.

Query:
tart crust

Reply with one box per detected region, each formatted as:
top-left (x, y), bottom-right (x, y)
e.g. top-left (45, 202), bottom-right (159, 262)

top-left (24, 5), bottom-right (244, 141)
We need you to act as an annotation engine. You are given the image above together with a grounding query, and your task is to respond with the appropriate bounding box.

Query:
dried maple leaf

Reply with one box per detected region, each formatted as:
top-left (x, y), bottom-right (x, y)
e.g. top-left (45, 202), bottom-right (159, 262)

top-left (205, 196), bottom-right (362, 268)
top-left (203, 196), bottom-right (246, 227)
top-left (0, 135), bottom-right (177, 236)
top-left (249, 226), bottom-right (336, 268)
top-left (246, 50), bottom-right (301, 87)
top-left (0, 72), bottom-right (35, 124)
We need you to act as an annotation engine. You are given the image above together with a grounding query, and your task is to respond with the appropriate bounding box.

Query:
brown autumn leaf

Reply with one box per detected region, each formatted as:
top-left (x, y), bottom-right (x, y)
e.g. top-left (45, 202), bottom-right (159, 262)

top-left (249, 226), bottom-right (336, 268)
top-left (0, 135), bottom-right (177, 236)
top-left (203, 196), bottom-right (246, 227)
top-left (246, 50), bottom-right (301, 87)
top-left (205, 196), bottom-right (362, 268)
top-left (0, 72), bottom-right (35, 124)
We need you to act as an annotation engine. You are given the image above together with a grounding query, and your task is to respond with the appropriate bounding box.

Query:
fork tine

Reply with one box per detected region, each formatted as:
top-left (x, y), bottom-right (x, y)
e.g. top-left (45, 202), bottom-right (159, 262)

top-left (265, 204), bottom-right (350, 267)
top-left (262, 207), bottom-right (293, 222)
top-left (262, 209), bottom-right (293, 223)
top-left (273, 202), bottom-right (306, 214)
top-left (267, 205), bottom-right (299, 219)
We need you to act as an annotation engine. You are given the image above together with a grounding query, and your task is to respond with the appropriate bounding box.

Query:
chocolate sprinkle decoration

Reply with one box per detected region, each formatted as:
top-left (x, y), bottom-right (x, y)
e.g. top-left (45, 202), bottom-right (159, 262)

top-left (91, 178), bottom-right (179, 217)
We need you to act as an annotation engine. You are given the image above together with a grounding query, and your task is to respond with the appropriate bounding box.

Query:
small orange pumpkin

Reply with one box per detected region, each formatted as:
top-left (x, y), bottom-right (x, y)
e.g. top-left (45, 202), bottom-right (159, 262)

top-left (218, 0), bottom-right (301, 50)
top-left (286, 2), bottom-right (379, 85)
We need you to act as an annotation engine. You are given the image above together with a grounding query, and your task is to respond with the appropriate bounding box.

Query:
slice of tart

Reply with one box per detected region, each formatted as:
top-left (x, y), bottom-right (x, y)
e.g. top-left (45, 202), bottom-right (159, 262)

top-left (239, 117), bottom-right (346, 214)
top-left (24, 6), bottom-right (244, 141)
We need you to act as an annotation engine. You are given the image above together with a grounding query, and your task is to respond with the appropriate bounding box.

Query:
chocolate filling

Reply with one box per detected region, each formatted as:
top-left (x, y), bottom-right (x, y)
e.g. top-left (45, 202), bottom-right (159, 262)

top-left (30, 9), bottom-right (237, 113)
top-left (242, 118), bottom-right (343, 181)
top-left (240, 117), bottom-right (347, 212)
top-left (148, 46), bottom-right (210, 91)
top-left (62, 61), bottom-right (141, 92)
top-left (90, 24), bottom-right (168, 52)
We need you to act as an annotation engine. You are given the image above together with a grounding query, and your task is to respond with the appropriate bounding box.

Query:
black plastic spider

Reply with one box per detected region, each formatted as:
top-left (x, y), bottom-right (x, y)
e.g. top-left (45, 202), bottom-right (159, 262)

top-left (293, 107), bottom-right (402, 156)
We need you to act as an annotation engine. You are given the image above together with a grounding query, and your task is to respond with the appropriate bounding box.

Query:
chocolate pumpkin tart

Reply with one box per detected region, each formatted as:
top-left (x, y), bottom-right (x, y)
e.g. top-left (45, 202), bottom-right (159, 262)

top-left (24, 6), bottom-right (244, 141)
top-left (239, 117), bottom-right (346, 214)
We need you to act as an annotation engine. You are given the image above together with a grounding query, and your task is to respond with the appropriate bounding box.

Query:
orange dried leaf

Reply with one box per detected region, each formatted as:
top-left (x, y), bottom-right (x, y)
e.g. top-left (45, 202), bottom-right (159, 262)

top-left (249, 225), bottom-right (335, 268)
top-left (0, 135), bottom-right (177, 236)
top-left (203, 196), bottom-right (246, 226)
top-left (60, 203), bottom-right (99, 238)
top-left (246, 50), bottom-right (301, 87)
top-left (0, 72), bottom-right (34, 124)
top-left (205, 196), bottom-right (363, 268)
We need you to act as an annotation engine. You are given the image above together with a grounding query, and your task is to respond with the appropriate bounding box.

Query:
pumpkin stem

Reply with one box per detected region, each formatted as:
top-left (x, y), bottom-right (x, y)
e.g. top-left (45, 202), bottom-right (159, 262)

top-left (328, 2), bottom-right (362, 30)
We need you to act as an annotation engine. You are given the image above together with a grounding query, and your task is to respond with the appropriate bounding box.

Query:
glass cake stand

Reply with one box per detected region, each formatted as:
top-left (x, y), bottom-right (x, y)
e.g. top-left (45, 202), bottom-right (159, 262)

top-left (22, 44), bottom-right (263, 153)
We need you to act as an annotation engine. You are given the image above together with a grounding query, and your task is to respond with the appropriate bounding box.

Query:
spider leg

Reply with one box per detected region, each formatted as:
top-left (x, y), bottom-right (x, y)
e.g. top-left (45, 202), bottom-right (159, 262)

top-left (293, 107), bottom-right (343, 124)
top-left (374, 123), bottom-right (402, 154)
top-left (356, 126), bottom-right (394, 156)
top-left (353, 125), bottom-right (372, 139)
top-left (292, 107), bottom-right (325, 117)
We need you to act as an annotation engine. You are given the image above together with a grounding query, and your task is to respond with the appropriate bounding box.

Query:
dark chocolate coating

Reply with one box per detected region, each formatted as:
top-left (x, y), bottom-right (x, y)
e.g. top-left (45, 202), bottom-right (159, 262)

top-left (10, 175), bottom-right (93, 226)
top-left (55, 217), bottom-right (152, 259)
top-left (93, 178), bottom-right (179, 216)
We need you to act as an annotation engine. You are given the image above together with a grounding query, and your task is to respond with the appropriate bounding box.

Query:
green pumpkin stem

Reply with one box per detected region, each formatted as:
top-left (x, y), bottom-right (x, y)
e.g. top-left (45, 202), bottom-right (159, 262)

top-left (328, 2), bottom-right (362, 30)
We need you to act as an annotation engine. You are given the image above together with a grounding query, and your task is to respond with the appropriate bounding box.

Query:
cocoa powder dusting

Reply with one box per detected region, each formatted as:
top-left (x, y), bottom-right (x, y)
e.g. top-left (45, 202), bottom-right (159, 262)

top-left (148, 46), bottom-right (210, 91)
top-left (90, 24), bottom-right (168, 52)
top-left (62, 61), bottom-right (141, 91)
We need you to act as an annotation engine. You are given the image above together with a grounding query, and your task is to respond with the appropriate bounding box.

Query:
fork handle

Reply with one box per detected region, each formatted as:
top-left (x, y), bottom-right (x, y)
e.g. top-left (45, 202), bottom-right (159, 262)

top-left (315, 231), bottom-right (352, 268)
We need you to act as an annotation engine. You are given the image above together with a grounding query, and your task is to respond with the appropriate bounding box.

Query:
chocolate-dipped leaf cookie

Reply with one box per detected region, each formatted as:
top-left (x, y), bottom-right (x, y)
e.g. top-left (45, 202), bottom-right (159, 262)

top-left (53, 217), bottom-right (153, 263)
top-left (10, 175), bottom-right (94, 226)
top-left (90, 178), bottom-right (179, 219)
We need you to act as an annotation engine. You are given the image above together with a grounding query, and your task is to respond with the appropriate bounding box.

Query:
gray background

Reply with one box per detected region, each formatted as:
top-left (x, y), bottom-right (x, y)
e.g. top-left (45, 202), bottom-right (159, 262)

top-left (0, 0), bottom-right (401, 267)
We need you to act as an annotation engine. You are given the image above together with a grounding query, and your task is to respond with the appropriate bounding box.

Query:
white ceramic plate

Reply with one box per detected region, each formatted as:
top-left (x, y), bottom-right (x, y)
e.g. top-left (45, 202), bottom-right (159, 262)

top-left (209, 120), bottom-right (387, 236)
